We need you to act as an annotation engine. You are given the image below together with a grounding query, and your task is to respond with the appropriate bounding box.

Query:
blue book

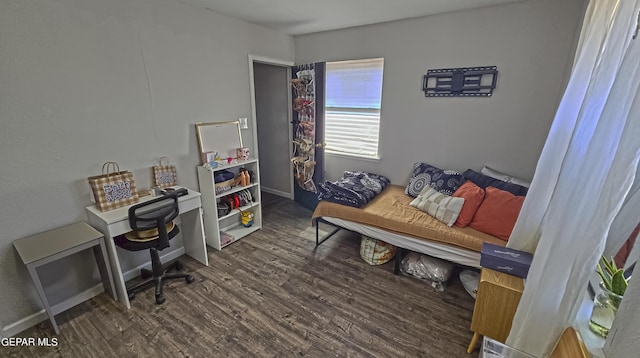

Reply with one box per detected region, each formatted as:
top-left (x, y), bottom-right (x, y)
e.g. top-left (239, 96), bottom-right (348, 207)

top-left (480, 243), bottom-right (533, 279)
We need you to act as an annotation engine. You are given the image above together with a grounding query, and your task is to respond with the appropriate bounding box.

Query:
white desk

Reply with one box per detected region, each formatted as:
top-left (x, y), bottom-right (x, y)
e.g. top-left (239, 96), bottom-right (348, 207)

top-left (86, 188), bottom-right (209, 308)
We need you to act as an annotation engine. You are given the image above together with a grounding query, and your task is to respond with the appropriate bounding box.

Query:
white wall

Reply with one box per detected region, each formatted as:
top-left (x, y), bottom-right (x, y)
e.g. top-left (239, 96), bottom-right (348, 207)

top-left (0, 0), bottom-right (293, 331)
top-left (294, 0), bottom-right (585, 184)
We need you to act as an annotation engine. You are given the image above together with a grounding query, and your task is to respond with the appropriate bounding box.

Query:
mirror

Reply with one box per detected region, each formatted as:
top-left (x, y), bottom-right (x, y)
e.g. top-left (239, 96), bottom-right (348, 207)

top-left (195, 121), bottom-right (243, 164)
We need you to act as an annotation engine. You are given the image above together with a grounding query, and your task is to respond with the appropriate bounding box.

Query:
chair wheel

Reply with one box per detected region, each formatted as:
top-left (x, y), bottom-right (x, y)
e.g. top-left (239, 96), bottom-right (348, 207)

top-left (128, 292), bottom-right (136, 301)
top-left (186, 275), bottom-right (195, 284)
top-left (155, 294), bottom-right (165, 305)
top-left (175, 261), bottom-right (183, 271)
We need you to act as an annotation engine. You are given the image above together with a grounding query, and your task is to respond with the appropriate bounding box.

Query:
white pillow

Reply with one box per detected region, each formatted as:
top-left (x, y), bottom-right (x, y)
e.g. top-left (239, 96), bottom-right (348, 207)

top-left (410, 186), bottom-right (464, 226)
top-left (481, 166), bottom-right (531, 188)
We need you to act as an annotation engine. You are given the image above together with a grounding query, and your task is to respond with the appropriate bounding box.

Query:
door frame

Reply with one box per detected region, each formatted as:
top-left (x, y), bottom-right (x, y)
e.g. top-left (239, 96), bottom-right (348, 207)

top-left (248, 54), bottom-right (295, 199)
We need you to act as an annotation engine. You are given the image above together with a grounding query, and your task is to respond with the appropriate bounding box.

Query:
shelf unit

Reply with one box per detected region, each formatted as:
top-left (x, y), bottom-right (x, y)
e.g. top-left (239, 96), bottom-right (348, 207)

top-left (197, 158), bottom-right (262, 249)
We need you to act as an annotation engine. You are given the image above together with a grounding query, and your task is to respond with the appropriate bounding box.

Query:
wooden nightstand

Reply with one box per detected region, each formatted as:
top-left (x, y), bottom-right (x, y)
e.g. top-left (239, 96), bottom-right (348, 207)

top-left (467, 268), bottom-right (524, 353)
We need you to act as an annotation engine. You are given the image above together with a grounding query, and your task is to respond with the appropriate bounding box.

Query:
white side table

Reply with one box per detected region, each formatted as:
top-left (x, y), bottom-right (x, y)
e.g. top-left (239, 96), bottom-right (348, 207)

top-left (13, 222), bottom-right (116, 334)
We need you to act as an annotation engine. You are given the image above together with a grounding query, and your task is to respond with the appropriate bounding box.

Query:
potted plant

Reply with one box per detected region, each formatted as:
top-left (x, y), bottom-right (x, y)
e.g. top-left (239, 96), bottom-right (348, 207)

top-left (589, 256), bottom-right (630, 337)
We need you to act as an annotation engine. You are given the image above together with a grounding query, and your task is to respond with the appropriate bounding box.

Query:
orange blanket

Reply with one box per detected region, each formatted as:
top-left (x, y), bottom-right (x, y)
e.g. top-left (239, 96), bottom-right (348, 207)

top-left (312, 185), bottom-right (505, 252)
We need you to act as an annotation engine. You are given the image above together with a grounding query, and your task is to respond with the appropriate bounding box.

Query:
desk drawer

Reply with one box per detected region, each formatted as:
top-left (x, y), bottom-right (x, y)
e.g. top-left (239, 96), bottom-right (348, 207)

top-left (178, 196), bottom-right (201, 213)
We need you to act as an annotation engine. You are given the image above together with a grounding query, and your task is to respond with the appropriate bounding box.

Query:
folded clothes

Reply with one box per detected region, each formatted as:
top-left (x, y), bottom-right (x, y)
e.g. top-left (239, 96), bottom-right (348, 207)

top-left (214, 170), bottom-right (235, 183)
top-left (318, 171), bottom-right (390, 208)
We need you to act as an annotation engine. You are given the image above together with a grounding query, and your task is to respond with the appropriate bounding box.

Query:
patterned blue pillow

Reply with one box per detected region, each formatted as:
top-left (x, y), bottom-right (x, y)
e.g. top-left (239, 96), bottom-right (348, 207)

top-left (462, 169), bottom-right (528, 196)
top-left (405, 163), bottom-right (465, 197)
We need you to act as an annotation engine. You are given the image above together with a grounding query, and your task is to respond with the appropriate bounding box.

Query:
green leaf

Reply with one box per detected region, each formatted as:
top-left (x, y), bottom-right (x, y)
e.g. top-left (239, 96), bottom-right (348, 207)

top-left (611, 270), bottom-right (628, 296)
top-left (602, 256), bottom-right (617, 275)
top-left (597, 263), bottom-right (613, 291)
top-left (595, 255), bottom-right (629, 295)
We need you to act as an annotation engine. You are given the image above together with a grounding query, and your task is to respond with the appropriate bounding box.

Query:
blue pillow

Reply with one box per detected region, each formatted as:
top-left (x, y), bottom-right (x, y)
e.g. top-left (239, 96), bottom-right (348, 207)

top-left (462, 169), bottom-right (528, 196)
top-left (405, 163), bottom-right (465, 197)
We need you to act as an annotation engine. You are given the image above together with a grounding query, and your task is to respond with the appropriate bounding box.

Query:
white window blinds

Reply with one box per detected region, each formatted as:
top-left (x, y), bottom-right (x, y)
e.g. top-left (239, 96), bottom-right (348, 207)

top-left (325, 58), bottom-right (384, 158)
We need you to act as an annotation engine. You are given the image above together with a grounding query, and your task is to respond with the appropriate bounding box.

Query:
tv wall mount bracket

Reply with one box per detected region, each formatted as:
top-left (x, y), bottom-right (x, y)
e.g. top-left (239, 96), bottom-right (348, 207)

top-left (423, 66), bottom-right (498, 97)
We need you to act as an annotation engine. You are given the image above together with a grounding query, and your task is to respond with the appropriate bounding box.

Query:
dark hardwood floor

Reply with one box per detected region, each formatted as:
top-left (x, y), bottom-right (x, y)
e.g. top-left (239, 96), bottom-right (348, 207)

top-left (3, 192), bottom-right (479, 357)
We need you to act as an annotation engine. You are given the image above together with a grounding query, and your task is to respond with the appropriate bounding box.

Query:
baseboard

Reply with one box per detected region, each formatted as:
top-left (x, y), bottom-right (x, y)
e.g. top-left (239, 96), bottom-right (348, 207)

top-left (3, 283), bottom-right (105, 337)
top-left (121, 247), bottom-right (185, 281)
top-left (4, 248), bottom-right (187, 337)
top-left (261, 187), bottom-right (293, 199)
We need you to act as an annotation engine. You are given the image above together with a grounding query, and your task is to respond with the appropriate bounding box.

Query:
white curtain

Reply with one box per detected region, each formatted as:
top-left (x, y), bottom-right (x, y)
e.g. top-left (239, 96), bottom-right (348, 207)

top-left (505, 0), bottom-right (640, 356)
top-left (604, 163), bottom-right (640, 258)
top-left (605, 252), bottom-right (640, 355)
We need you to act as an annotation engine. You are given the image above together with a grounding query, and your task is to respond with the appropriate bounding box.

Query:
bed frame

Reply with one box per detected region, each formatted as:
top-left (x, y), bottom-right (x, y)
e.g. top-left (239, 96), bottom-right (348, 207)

top-left (314, 216), bottom-right (483, 274)
top-left (314, 217), bottom-right (411, 274)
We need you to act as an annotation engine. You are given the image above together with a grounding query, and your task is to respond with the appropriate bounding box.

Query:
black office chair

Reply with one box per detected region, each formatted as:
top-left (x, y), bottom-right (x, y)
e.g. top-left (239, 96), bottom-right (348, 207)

top-left (114, 193), bottom-right (194, 304)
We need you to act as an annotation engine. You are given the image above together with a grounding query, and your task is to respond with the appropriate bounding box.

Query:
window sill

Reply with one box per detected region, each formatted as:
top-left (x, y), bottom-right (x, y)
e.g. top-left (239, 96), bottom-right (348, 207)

top-left (325, 151), bottom-right (381, 162)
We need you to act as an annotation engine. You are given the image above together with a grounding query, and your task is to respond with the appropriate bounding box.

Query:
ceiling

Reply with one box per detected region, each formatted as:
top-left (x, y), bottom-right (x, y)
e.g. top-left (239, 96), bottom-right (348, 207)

top-left (178, 0), bottom-right (527, 35)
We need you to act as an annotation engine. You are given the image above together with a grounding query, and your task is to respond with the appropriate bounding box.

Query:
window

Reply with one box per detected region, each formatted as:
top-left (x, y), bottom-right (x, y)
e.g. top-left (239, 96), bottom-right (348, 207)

top-left (325, 58), bottom-right (384, 158)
